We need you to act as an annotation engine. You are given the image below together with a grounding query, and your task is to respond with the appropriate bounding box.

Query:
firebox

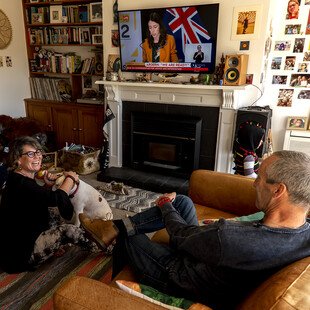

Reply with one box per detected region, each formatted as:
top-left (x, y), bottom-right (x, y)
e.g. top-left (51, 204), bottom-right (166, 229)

top-left (131, 112), bottom-right (202, 176)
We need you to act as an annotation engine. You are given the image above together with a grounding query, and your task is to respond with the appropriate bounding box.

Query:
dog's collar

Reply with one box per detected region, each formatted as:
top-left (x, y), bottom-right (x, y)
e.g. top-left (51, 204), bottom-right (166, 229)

top-left (69, 180), bottom-right (80, 198)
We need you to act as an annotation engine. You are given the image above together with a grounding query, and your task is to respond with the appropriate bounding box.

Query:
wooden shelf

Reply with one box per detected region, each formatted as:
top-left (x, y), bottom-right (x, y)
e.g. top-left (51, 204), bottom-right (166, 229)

top-left (23, 0), bottom-right (105, 148)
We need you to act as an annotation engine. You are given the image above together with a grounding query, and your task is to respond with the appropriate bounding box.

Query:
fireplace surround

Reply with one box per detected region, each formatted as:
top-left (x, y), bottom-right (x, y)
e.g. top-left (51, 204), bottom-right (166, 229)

top-left (96, 80), bottom-right (248, 174)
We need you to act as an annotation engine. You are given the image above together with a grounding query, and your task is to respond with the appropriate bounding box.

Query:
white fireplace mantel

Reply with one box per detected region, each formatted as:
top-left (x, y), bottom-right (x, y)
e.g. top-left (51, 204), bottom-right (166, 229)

top-left (96, 80), bottom-right (248, 173)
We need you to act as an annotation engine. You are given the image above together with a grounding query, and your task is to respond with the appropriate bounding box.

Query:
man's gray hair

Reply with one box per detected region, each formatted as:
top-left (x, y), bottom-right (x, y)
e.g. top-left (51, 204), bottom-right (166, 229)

top-left (266, 150), bottom-right (310, 206)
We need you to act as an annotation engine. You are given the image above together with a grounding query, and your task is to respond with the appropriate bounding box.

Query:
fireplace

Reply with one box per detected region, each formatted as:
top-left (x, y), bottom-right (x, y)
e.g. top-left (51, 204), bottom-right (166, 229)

top-left (122, 100), bottom-right (219, 175)
top-left (130, 112), bottom-right (202, 177)
top-left (96, 80), bottom-right (248, 174)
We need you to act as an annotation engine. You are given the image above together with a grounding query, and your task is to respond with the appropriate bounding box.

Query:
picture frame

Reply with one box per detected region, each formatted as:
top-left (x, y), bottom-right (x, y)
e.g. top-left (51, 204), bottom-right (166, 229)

top-left (286, 116), bottom-right (308, 130)
top-left (50, 5), bottom-right (63, 24)
top-left (107, 54), bottom-right (120, 73)
top-left (90, 2), bottom-right (103, 22)
top-left (80, 27), bottom-right (91, 44)
top-left (92, 34), bottom-right (103, 45)
top-left (31, 12), bottom-right (44, 24)
top-left (231, 5), bottom-right (262, 40)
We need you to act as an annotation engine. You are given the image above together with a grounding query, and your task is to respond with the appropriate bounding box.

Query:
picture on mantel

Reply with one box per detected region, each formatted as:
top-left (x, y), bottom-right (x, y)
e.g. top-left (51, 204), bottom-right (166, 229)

top-left (277, 89), bottom-right (294, 107)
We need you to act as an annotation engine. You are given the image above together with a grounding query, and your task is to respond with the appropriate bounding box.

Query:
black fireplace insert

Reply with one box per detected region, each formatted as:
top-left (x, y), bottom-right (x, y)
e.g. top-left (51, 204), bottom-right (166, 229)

top-left (131, 112), bottom-right (202, 177)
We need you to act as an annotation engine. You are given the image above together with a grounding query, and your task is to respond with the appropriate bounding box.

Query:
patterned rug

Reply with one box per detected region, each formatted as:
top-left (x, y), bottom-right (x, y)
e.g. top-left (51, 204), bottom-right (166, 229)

top-left (0, 247), bottom-right (112, 310)
top-left (97, 183), bottom-right (161, 213)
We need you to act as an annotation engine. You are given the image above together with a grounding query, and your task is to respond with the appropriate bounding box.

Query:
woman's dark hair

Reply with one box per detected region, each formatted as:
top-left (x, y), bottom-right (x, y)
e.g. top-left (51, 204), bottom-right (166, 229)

top-left (9, 136), bottom-right (42, 169)
top-left (147, 12), bottom-right (167, 48)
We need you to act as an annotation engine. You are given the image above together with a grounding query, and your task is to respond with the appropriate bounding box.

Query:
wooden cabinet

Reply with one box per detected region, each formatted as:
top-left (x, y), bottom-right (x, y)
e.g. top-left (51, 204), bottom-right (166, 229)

top-left (25, 99), bottom-right (104, 149)
top-left (26, 100), bottom-right (53, 132)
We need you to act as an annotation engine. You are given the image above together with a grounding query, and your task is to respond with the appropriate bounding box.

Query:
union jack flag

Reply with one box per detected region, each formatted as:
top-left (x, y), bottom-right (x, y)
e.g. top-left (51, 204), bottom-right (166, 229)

top-left (163, 7), bottom-right (213, 62)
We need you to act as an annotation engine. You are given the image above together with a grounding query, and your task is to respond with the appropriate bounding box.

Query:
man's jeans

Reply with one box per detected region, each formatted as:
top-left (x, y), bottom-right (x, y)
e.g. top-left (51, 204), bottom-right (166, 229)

top-left (112, 195), bottom-right (198, 293)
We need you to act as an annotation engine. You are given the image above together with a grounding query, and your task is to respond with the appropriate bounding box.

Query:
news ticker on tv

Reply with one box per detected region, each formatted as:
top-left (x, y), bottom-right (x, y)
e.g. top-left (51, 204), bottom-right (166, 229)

top-left (124, 62), bottom-right (210, 72)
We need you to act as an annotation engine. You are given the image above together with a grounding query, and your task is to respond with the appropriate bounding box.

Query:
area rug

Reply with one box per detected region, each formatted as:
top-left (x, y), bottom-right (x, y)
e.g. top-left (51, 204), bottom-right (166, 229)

top-left (0, 247), bottom-right (112, 310)
top-left (97, 183), bottom-right (161, 213)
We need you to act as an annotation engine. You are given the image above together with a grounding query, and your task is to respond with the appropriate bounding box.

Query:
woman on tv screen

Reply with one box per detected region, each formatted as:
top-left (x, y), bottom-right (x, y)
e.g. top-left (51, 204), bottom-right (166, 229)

top-left (142, 12), bottom-right (179, 63)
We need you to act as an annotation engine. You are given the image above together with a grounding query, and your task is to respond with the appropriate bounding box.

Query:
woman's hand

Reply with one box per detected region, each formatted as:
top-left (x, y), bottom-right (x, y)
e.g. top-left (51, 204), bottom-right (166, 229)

top-left (63, 171), bottom-right (79, 183)
top-left (43, 171), bottom-right (62, 187)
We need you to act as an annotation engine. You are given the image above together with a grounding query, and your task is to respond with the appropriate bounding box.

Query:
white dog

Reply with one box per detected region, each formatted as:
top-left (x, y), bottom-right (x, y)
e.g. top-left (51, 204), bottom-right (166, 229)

top-left (55, 175), bottom-right (113, 226)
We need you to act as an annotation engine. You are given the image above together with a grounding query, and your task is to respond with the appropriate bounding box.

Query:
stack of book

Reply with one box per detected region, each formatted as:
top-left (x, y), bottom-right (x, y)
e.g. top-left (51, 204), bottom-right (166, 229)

top-left (29, 77), bottom-right (72, 102)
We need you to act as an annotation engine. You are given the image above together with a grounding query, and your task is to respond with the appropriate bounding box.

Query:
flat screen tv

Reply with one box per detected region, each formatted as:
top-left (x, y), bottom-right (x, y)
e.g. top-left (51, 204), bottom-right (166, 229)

top-left (118, 4), bottom-right (219, 73)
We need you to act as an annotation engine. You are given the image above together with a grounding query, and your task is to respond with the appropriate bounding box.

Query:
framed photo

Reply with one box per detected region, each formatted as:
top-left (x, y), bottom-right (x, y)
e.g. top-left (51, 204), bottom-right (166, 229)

top-left (107, 54), bottom-right (120, 72)
top-left (286, 116), bottom-right (308, 130)
top-left (31, 13), bottom-right (44, 24)
top-left (80, 27), bottom-right (91, 44)
top-left (50, 5), bottom-right (63, 24)
top-left (231, 5), bottom-right (262, 40)
top-left (92, 34), bottom-right (103, 45)
top-left (90, 2), bottom-right (103, 22)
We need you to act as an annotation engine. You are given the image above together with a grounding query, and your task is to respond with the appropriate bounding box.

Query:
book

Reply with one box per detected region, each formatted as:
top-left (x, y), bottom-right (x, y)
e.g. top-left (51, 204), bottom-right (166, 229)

top-left (78, 5), bottom-right (89, 22)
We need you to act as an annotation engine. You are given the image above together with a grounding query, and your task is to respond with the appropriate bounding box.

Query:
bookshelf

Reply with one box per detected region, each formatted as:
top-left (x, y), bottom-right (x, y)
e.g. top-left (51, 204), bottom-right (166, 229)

top-left (22, 0), bottom-right (104, 101)
top-left (22, 0), bottom-right (105, 149)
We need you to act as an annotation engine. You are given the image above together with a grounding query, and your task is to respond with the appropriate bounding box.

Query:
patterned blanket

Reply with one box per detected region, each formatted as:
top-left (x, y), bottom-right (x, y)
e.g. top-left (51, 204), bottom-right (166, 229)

top-left (0, 247), bottom-right (112, 310)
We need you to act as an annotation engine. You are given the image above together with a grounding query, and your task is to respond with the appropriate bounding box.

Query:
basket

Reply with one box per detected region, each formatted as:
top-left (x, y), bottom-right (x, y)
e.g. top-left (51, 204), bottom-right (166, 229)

top-left (58, 147), bottom-right (100, 175)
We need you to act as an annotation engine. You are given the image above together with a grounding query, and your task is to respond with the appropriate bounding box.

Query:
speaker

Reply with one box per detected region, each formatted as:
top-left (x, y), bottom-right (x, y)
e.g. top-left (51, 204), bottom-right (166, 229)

top-left (223, 54), bottom-right (249, 86)
top-left (235, 107), bottom-right (272, 158)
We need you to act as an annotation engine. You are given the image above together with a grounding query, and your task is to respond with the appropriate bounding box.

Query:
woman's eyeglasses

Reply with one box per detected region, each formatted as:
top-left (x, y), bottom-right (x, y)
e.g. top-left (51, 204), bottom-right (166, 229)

top-left (21, 149), bottom-right (43, 158)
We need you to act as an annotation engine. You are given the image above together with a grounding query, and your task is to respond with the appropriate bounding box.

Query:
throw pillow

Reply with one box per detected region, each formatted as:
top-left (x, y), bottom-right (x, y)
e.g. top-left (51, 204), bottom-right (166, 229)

top-left (116, 280), bottom-right (210, 310)
top-left (199, 211), bottom-right (264, 226)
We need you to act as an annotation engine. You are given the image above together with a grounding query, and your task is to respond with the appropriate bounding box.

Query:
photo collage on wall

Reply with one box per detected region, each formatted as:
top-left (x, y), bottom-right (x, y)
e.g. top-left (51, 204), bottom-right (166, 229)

top-left (270, 0), bottom-right (310, 107)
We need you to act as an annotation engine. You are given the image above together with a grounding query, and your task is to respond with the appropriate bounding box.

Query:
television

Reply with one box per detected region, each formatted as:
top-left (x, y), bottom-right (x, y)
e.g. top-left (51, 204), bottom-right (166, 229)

top-left (118, 4), bottom-right (219, 73)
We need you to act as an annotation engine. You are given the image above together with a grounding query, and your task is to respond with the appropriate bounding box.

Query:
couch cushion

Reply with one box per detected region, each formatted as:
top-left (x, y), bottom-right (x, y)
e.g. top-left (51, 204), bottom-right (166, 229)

top-left (238, 256), bottom-right (310, 310)
top-left (116, 280), bottom-right (211, 310)
top-left (53, 276), bottom-right (165, 310)
top-left (189, 170), bottom-right (258, 216)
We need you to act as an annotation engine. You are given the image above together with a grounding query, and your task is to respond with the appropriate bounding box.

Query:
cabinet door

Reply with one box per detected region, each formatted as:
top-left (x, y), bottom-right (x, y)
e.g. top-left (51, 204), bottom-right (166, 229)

top-left (52, 106), bottom-right (79, 148)
top-left (25, 100), bottom-right (53, 132)
top-left (77, 106), bottom-right (104, 147)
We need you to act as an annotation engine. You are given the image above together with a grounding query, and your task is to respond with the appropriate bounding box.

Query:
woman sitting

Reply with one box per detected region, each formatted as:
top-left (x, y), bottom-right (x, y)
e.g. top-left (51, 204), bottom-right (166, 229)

top-left (0, 136), bottom-right (96, 273)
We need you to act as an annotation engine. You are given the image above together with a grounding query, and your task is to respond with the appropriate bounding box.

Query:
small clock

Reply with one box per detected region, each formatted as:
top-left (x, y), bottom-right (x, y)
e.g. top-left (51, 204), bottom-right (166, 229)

top-left (0, 10), bottom-right (13, 49)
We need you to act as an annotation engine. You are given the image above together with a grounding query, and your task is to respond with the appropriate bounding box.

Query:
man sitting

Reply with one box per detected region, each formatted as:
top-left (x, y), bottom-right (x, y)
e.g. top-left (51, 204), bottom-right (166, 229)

top-left (80, 151), bottom-right (310, 309)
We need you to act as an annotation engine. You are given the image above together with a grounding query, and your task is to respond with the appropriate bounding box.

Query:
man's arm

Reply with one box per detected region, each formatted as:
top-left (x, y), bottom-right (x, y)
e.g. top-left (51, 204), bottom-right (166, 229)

top-left (159, 202), bottom-right (221, 265)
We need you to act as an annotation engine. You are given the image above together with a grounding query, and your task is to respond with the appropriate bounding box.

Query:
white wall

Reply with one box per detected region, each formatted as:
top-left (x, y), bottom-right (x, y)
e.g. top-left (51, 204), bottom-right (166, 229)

top-left (3, 0), bottom-right (309, 153)
top-left (259, 0), bottom-right (310, 151)
top-left (0, 1), bottom-right (30, 117)
top-left (103, 0), bottom-right (272, 107)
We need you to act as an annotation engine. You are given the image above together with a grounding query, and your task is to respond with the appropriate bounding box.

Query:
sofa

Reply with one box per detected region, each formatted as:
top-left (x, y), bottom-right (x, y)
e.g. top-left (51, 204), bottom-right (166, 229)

top-left (53, 170), bottom-right (310, 310)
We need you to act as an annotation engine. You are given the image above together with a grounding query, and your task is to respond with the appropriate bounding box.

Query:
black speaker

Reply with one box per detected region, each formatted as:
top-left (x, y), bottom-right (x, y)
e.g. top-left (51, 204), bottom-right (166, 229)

top-left (235, 106), bottom-right (272, 158)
